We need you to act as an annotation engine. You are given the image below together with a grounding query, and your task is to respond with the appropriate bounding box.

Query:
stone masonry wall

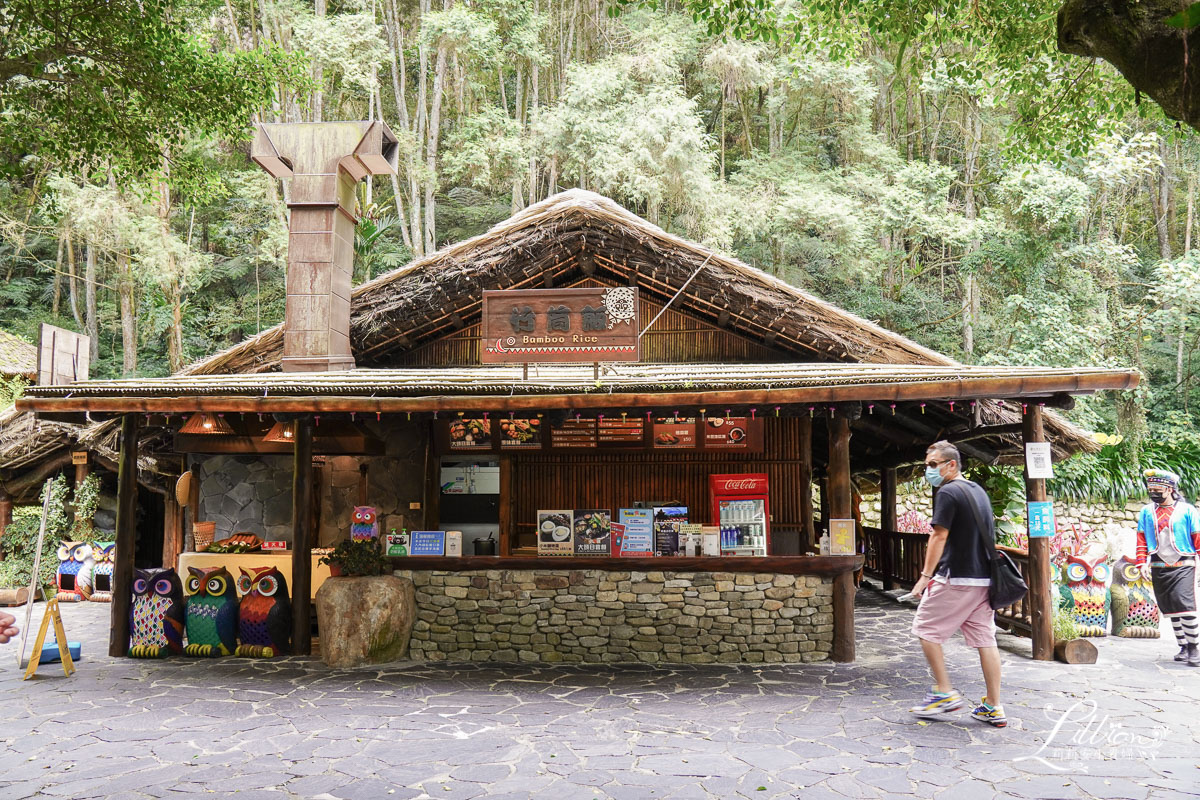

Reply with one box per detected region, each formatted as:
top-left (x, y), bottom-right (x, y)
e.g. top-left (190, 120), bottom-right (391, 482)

top-left (394, 569), bottom-right (835, 665)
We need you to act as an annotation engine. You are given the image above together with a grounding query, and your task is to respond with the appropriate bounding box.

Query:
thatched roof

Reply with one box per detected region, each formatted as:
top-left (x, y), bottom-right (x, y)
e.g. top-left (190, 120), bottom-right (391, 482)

top-left (0, 330), bottom-right (36, 378)
top-left (184, 189), bottom-right (953, 375)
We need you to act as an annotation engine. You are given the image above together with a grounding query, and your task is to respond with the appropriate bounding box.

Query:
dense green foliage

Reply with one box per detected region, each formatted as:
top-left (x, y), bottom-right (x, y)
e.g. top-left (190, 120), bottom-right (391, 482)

top-left (0, 475), bottom-right (71, 589)
top-left (2, 0), bottom-right (1200, 497)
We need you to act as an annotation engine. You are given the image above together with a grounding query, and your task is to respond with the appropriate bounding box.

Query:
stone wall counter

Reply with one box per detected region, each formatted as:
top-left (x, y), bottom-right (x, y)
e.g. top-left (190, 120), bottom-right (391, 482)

top-left (392, 556), bottom-right (862, 664)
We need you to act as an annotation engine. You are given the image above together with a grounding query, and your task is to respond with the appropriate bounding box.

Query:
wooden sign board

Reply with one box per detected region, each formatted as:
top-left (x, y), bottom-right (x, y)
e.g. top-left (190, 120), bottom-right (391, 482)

top-left (71, 451), bottom-right (88, 465)
top-left (481, 288), bottom-right (639, 363)
top-left (37, 323), bottom-right (89, 386)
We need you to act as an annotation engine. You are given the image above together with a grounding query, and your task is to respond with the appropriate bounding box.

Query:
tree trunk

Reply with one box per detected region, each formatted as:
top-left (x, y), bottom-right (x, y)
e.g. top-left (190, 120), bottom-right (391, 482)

top-left (53, 235), bottom-right (63, 317)
top-left (313, 0), bottom-right (326, 121)
top-left (1186, 175), bottom-right (1195, 255)
top-left (118, 251), bottom-right (136, 375)
top-left (65, 230), bottom-right (83, 329)
top-left (424, 42), bottom-right (448, 254)
top-left (961, 102), bottom-right (982, 356)
top-left (85, 241), bottom-right (98, 360)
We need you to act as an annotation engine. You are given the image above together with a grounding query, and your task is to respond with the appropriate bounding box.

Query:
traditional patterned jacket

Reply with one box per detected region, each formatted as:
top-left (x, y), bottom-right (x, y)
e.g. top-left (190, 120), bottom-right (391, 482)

top-left (1136, 501), bottom-right (1200, 564)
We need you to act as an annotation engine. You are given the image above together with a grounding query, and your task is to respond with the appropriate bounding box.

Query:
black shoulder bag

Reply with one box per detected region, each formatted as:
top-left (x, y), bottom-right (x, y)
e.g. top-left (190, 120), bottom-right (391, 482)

top-left (962, 480), bottom-right (1028, 610)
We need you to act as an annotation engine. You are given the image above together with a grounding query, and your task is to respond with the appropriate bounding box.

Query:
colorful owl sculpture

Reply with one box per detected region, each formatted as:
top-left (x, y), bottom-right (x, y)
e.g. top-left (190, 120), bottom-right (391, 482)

top-left (129, 568), bottom-right (186, 658)
top-left (1061, 552), bottom-right (1111, 637)
top-left (1110, 556), bottom-right (1161, 638)
top-left (88, 542), bottom-right (116, 602)
top-left (351, 506), bottom-right (379, 541)
top-left (184, 566), bottom-right (239, 657)
top-left (235, 567), bottom-right (292, 658)
top-left (56, 541), bottom-right (95, 602)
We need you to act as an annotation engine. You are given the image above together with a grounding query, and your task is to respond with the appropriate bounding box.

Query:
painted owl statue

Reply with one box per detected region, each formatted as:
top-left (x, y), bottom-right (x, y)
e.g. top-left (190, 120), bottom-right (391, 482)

top-left (235, 566), bottom-right (292, 658)
top-left (129, 568), bottom-right (185, 658)
top-left (88, 542), bottom-right (116, 602)
top-left (1110, 556), bottom-right (1161, 638)
top-left (1062, 552), bottom-right (1111, 637)
top-left (56, 541), bottom-right (95, 602)
top-left (351, 506), bottom-right (379, 541)
top-left (184, 566), bottom-right (238, 657)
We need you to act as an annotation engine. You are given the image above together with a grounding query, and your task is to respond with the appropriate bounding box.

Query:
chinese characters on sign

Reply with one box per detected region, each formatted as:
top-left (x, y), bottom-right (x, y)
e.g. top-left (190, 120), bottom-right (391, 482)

top-left (1025, 442), bottom-right (1054, 479)
top-left (1028, 501), bottom-right (1055, 538)
top-left (482, 288), bottom-right (640, 363)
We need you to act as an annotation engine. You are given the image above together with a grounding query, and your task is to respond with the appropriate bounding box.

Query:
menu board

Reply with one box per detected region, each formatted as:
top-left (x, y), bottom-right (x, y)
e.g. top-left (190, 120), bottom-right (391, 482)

top-left (652, 416), bottom-right (697, 449)
top-left (617, 509), bottom-right (653, 557)
top-left (550, 418), bottom-right (597, 449)
top-left (409, 531), bottom-right (446, 556)
top-left (537, 509), bottom-right (574, 556)
top-left (598, 416), bottom-right (645, 446)
top-left (653, 506), bottom-right (687, 556)
top-left (703, 416), bottom-right (763, 451)
top-left (447, 418), bottom-right (492, 451)
top-left (573, 509), bottom-right (611, 556)
top-left (499, 416), bottom-right (544, 450)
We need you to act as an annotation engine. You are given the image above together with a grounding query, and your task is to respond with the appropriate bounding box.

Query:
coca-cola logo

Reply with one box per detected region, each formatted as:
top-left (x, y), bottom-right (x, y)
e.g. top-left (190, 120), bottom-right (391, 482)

top-left (720, 479), bottom-right (763, 491)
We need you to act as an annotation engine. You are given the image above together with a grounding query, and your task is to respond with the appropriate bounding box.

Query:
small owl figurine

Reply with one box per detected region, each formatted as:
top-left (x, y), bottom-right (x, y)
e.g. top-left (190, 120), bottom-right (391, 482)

top-left (56, 541), bottom-right (95, 602)
top-left (184, 566), bottom-right (238, 657)
top-left (88, 542), bottom-right (116, 603)
top-left (129, 568), bottom-right (185, 658)
top-left (1063, 552), bottom-right (1111, 637)
top-left (1110, 556), bottom-right (1161, 638)
top-left (351, 506), bottom-right (379, 542)
top-left (235, 567), bottom-right (292, 658)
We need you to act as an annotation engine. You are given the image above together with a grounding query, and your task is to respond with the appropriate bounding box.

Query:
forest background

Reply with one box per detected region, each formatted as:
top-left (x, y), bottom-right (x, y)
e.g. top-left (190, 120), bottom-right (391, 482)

top-left (3, 0), bottom-right (1200, 504)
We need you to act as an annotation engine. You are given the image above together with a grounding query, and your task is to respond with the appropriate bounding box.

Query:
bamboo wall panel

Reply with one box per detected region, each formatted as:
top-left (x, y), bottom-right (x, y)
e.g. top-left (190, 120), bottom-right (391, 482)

top-left (509, 418), bottom-right (812, 550)
top-left (391, 277), bottom-right (788, 367)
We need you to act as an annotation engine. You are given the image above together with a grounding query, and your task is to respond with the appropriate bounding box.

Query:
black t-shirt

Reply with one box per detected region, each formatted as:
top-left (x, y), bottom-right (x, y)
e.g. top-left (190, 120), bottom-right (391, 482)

top-left (930, 478), bottom-right (993, 581)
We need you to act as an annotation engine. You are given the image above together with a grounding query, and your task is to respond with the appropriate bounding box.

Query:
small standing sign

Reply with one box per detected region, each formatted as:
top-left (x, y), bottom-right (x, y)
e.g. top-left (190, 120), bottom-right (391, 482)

top-left (829, 519), bottom-right (856, 556)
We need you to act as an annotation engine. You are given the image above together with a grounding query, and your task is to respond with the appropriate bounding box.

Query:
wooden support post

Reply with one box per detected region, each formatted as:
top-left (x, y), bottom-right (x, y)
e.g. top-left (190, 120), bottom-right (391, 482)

top-left (828, 416), bottom-right (855, 662)
top-left (0, 492), bottom-right (11, 541)
top-left (110, 413), bottom-right (139, 658)
top-left (499, 453), bottom-right (512, 557)
top-left (161, 494), bottom-right (182, 570)
top-left (881, 466), bottom-right (897, 591)
top-left (1023, 405), bottom-right (1053, 661)
top-left (74, 456), bottom-right (90, 488)
top-left (798, 416), bottom-right (815, 553)
top-left (291, 415), bottom-right (314, 656)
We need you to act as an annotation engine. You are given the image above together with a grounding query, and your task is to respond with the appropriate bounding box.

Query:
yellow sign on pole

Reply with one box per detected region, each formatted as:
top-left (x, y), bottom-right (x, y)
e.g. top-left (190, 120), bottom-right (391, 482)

top-left (22, 594), bottom-right (75, 680)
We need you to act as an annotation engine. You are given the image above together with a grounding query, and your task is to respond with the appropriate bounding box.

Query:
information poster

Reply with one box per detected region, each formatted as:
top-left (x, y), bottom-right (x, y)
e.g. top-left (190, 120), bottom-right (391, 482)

top-left (701, 526), bottom-right (720, 556)
top-left (598, 416), bottom-right (644, 446)
top-left (385, 531), bottom-right (409, 557)
top-left (829, 519), bottom-right (856, 556)
top-left (550, 418), bottom-right (597, 449)
top-left (409, 531), bottom-right (446, 556)
top-left (609, 522), bottom-right (627, 556)
top-left (573, 509), bottom-right (611, 556)
top-left (447, 418), bottom-right (492, 451)
top-left (652, 416), bottom-right (696, 449)
top-left (1028, 501), bottom-right (1056, 538)
top-left (537, 509), bottom-right (574, 556)
top-left (1025, 442), bottom-right (1054, 479)
top-left (653, 506), bottom-right (688, 556)
top-left (680, 523), bottom-right (702, 557)
top-left (499, 417), bottom-right (543, 450)
top-left (703, 416), bottom-right (763, 451)
top-left (617, 509), bottom-right (653, 557)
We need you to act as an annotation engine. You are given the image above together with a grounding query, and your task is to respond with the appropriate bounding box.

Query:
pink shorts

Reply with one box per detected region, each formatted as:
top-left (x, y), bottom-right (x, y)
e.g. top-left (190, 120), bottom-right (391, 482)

top-left (912, 581), bottom-right (997, 648)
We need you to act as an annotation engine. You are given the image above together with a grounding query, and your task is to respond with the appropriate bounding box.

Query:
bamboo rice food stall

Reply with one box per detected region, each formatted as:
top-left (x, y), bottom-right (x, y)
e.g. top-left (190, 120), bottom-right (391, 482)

top-left (18, 136), bottom-right (1139, 664)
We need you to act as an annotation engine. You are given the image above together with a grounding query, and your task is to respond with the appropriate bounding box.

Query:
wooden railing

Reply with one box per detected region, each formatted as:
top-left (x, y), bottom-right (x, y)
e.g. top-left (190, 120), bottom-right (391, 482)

top-left (863, 529), bottom-right (1037, 640)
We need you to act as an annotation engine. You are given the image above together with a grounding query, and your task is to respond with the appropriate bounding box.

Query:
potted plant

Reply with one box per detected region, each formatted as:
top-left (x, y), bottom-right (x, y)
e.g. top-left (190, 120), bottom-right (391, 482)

top-left (1052, 593), bottom-right (1098, 664)
top-left (318, 538), bottom-right (388, 578)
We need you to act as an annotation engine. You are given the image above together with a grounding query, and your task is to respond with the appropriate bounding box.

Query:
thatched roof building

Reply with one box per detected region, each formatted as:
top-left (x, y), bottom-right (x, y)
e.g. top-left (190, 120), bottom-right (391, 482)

top-left (0, 330), bottom-right (36, 379)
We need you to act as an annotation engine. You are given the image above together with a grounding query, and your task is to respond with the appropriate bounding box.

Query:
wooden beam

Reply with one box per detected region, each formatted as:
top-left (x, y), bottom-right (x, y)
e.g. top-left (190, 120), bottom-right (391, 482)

top-left (161, 494), bottom-right (183, 571)
top-left (880, 466), bottom-right (897, 591)
top-left (109, 413), bottom-right (139, 658)
top-left (887, 410), bottom-right (998, 464)
top-left (18, 371), bottom-right (1142, 416)
top-left (499, 453), bottom-right (512, 556)
top-left (798, 416), bottom-right (815, 553)
top-left (291, 416), bottom-right (314, 656)
top-left (173, 433), bottom-right (384, 455)
top-left (827, 415), bottom-right (854, 663)
top-left (1023, 406), bottom-right (1053, 662)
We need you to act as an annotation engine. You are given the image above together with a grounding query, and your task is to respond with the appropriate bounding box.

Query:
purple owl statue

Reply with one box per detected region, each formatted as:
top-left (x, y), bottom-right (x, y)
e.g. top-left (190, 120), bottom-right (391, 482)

top-left (351, 506), bottom-right (379, 541)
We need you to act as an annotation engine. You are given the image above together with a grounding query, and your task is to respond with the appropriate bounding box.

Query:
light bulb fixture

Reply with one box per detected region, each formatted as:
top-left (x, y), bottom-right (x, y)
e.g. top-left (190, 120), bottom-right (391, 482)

top-left (263, 420), bottom-right (296, 443)
top-left (180, 412), bottom-right (234, 435)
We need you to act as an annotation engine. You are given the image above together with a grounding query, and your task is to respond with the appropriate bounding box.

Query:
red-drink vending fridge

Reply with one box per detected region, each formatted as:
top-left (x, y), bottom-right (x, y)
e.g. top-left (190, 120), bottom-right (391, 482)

top-left (709, 473), bottom-right (770, 556)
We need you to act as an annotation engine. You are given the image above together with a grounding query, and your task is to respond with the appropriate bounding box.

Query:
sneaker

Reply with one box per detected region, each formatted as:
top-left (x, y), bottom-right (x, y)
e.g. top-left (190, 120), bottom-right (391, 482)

top-left (1175, 644), bottom-right (1189, 662)
top-left (910, 687), bottom-right (964, 717)
top-left (971, 698), bottom-right (1008, 727)
top-left (1188, 644), bottom-right (1200, 668)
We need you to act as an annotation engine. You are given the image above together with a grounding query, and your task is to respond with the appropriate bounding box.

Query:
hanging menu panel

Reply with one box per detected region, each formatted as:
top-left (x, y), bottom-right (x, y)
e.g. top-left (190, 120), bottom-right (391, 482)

top-left (702, 416), bottom-right (764, 451)
top-left (550, 418), bottom-right (598, 449)
top-left (597, 417), bottom-right (645, 446)
top-left (651, 416), bottom-right (697, 449)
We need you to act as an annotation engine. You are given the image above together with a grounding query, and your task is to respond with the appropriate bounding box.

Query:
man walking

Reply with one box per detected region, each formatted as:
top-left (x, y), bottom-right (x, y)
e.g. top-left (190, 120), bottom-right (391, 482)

top-left (909, 440), bottom-right (1006, 727)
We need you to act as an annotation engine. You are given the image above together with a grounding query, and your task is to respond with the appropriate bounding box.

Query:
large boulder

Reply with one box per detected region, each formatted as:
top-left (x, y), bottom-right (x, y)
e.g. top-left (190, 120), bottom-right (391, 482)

top-left (315, 575), bottom-right (415, 668)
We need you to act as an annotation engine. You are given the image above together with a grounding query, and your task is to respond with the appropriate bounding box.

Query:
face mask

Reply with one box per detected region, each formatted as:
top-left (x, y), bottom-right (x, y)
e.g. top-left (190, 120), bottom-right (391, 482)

top-left (925, 465), bottom-right (945, 488)
top-left (1149, 491), bottom-right (1166, 504)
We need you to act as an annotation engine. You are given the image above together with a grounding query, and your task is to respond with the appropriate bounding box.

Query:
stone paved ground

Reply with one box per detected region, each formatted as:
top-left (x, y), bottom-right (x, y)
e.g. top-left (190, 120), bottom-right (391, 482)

top-left (2, 585), bottom-right (1197, 800)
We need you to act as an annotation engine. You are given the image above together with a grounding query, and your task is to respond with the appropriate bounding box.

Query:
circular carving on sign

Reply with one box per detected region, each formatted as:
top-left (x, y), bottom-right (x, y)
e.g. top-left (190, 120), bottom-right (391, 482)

top-left (602, 287), bottom-right (636, 328)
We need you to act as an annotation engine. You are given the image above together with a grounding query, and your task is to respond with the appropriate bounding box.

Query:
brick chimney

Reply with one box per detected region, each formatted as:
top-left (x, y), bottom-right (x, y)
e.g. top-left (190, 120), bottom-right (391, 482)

top-left (251, 121), bottom-right (398, 372)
